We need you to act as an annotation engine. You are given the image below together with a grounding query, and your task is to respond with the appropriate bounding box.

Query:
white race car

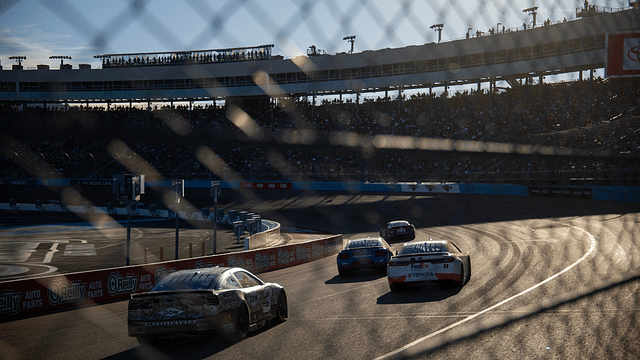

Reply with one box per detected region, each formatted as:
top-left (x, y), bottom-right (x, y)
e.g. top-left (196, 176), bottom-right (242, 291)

top-left (387, 239), bottom-right (470, 292)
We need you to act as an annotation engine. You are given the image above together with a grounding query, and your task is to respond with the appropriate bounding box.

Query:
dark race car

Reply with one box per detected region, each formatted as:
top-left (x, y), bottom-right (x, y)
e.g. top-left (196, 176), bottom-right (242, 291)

top-left (387, 239), bottom-right (471, 292)
top-left (379, 220), bottom-right (416, 242)
top-left (128, 267), bottom-right (287, 344)
top-left (337, 237), bottom-right (396, 276)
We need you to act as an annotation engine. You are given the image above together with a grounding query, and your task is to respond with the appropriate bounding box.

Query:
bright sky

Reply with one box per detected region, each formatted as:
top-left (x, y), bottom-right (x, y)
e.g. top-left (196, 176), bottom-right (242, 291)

top-left (0, 0), bottom-right (629, 70)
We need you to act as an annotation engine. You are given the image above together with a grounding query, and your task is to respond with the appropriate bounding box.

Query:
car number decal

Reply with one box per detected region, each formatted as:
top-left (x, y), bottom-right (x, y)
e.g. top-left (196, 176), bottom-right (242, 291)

top-left (263, 288), bottom-right (272, 313)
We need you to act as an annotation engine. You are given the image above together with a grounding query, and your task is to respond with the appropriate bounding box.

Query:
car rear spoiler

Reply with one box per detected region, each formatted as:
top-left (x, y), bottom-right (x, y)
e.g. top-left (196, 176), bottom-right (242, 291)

top-left (131, 289), bottom-right (216, 298)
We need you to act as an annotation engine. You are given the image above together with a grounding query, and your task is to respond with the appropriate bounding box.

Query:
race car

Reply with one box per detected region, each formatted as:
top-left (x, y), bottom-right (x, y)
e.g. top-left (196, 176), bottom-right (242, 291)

top-left (379, 220), bottom-right (416, 242)
top-left (128, 267), bottom-right (287, 343)
top-left (387, 239), bottom-right (470, 292)
top-left (336, 237), bottom-right (396, 276)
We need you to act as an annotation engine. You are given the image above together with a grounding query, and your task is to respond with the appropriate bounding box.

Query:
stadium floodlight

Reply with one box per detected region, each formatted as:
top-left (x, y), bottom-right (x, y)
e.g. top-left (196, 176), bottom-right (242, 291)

top-left (430, 24), bottom-right (444, 43)
top-left (523, 7), bottom-right (538, 28)
top-left (8, 56), bottom-right (26, 65)
top-left (343, 35), bottom-right (356, 54)
top-left (50, 55), bottom-right (72, 69)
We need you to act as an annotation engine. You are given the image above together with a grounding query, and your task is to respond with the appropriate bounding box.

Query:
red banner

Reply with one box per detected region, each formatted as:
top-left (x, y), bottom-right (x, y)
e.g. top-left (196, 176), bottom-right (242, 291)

top-left (240, 182), bottom-right (292, 190)
top-left (0, 235), bottom-right (342, 322)
top-left (606, 32), bottom-right (640, 77)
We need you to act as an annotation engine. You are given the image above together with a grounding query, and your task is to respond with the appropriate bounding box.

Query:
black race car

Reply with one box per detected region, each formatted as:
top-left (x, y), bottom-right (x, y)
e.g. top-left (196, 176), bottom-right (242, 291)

top-left (380, 220), bottom-right (416, 242)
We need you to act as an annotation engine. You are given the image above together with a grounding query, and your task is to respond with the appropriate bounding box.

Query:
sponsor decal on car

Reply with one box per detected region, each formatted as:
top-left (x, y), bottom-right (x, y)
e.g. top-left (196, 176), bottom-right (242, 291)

top-left (247, 293), bottom-right (260, 307)
top-left (407, 272), bottom-right (435, 278)
top-left (145, 320), bottom-right (196, 326)
top-left (223, 312), bottom-right (233, 329)
top-left (159, 307), bottom-right (184, 317)
top-left (410, 263), bottom-right (429, 269)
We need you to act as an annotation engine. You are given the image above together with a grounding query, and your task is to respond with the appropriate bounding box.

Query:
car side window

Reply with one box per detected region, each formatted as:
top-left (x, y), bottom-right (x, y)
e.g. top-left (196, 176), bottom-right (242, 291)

top-left (221, 274), bottom-right (241, 289)
top-left (234, 270), bottom-right (262, 288)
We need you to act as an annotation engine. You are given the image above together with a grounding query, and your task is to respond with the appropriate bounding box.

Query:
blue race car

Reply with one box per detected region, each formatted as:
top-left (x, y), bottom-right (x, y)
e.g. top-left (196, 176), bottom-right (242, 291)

top-left (337, 237), bottom-right (396, 276)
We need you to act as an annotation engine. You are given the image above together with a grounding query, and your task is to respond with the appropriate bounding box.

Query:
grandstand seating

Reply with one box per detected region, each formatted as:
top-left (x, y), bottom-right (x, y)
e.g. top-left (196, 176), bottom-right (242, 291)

top-left (1, 77), bottom-right (638, 185)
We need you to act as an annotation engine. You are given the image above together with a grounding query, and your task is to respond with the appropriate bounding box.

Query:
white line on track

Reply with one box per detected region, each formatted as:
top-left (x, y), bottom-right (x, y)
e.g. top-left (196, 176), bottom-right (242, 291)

top-left (375, 221), bottom-right (598, 360)
top-left (43, 243), bottom-right (60, 263)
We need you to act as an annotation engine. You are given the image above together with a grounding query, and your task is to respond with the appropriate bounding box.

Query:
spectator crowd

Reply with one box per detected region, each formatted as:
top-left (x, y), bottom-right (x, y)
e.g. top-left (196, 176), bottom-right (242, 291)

top-left (1, 76), bottom-right (639, 186)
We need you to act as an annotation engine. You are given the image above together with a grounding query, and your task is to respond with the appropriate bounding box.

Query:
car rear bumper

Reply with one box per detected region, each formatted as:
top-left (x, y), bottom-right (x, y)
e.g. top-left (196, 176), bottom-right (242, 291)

top-left (338, 260), bottom-right (387, 272)
top-left (128, 314), bottom-right (230, 337)
top-left (387, 272), bottom-right (462, 284)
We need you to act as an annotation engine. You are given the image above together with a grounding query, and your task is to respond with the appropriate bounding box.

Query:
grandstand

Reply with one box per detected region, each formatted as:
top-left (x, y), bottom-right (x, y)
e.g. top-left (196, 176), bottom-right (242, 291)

top-left (0, 6), bottom-right (638, 104)
top-left (0, 4), bottom-right (639, 188)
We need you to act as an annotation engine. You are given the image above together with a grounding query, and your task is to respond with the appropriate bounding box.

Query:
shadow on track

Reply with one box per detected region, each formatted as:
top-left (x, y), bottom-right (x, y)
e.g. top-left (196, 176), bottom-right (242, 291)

top-left (377, 283), bottom-right (463, 304)
top-left (325, 271), bottom-right (387, 284)
top-left (103, 335), bottom-right (231, 360)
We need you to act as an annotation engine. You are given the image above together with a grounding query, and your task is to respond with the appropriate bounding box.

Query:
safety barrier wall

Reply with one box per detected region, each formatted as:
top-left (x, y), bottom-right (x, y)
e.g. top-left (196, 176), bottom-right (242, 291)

top-left (0, 234), bottom-right (343, 322)
top-left (246, 220), bottom-right (281, 250)
top-left (2, 178), bottom-right (639, 201)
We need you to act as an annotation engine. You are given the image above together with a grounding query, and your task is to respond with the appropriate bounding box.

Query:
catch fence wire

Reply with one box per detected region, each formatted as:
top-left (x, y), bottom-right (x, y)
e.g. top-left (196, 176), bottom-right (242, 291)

top-left (1, 0), bottom-right (640, 359)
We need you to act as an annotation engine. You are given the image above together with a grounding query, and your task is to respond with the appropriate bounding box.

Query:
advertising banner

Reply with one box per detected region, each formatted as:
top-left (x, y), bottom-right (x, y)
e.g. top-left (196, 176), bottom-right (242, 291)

top-left (0, 235), bottom-right (342, 322)
top-left (400, 183), bottom-right (460, 194)
top-left (240, 182), bottom-right (293, 190)
top-left (605, 32), bottom-right (640, 78)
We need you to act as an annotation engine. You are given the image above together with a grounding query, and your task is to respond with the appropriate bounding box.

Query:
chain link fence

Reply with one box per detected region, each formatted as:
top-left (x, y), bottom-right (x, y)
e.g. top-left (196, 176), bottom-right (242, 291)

top-left (1, 0), bottom-right (640, 359)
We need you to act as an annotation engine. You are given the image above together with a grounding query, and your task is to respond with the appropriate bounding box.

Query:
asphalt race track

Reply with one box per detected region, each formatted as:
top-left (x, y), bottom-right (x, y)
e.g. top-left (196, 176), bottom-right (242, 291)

top-left (1, 193), bottom-right (640, 360)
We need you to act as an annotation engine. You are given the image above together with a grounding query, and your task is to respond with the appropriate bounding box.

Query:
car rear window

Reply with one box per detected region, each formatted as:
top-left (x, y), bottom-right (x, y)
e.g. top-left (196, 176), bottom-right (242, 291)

top-left (399, 242), bottom-right (447, 255)
top-left (151, 272), bottom-right (220, 291)
top-left (347, 239), bottom-right (383, 249)
top-left (388, 221), bottom-right (410, 228)
top-left (390, 226), bottom-right (413, 233)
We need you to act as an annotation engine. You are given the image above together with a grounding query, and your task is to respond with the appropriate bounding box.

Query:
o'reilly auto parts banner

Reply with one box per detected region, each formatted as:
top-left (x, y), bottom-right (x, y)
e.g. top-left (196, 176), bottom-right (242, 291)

top-left (0, 235), bottom-right (341, 322)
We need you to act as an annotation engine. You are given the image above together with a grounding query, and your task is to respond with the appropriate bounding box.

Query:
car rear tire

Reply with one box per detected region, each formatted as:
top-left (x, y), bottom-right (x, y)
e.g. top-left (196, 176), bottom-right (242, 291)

top-left (389, 283), bottom-right (402, 292)
top-left (466, 257), bottom-right (471, 284)
top-left (136, 335), bottom-right (157, 346)
top-left (275, 291), bottom-right (288, 323)
top-left (225, 305), bottom-right (249, 343)
top-left (338, 269), bottom-right (351, 277)
top-left (456, 263), bottom-right (465, 287)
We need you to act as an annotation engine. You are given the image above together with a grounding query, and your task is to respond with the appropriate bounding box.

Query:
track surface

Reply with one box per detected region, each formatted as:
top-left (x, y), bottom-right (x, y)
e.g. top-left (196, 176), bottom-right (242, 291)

top-left (1, 193), bottom-right (640, 360)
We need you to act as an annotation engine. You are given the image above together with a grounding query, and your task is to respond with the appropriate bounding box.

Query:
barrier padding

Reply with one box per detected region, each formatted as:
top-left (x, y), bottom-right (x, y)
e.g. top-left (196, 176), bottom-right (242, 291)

top-left (247, 220), bottom-right (281, 250)
top-left (0, 234), bottom-right (343, 322)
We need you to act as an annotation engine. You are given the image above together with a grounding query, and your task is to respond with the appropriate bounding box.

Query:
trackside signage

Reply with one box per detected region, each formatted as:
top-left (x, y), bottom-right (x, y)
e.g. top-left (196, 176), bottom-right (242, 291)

top-left (606, 32), bottom-right (640, 78)
top-left (0, 235), bottom-right (342, 322)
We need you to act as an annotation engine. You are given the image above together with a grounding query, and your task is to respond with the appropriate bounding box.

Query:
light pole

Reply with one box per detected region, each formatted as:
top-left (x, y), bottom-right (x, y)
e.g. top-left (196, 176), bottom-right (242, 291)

top-left (430, 24), bottom-right (444, 43)
top-left (343, 36), bottom-right (356, 54)
top-left (523, 7), bottom-right (538, 28)
top-left (49, 55), bottom-right (72, 69)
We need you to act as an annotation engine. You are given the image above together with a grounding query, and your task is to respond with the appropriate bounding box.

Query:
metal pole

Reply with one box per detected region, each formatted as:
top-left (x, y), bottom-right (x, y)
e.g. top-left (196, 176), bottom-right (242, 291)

top-left (213, 195), bottom-right (218, 254)
top-left (126, 204), bottom-right (131, 266)
top-left (175, 200), bottom-right (180, 260)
